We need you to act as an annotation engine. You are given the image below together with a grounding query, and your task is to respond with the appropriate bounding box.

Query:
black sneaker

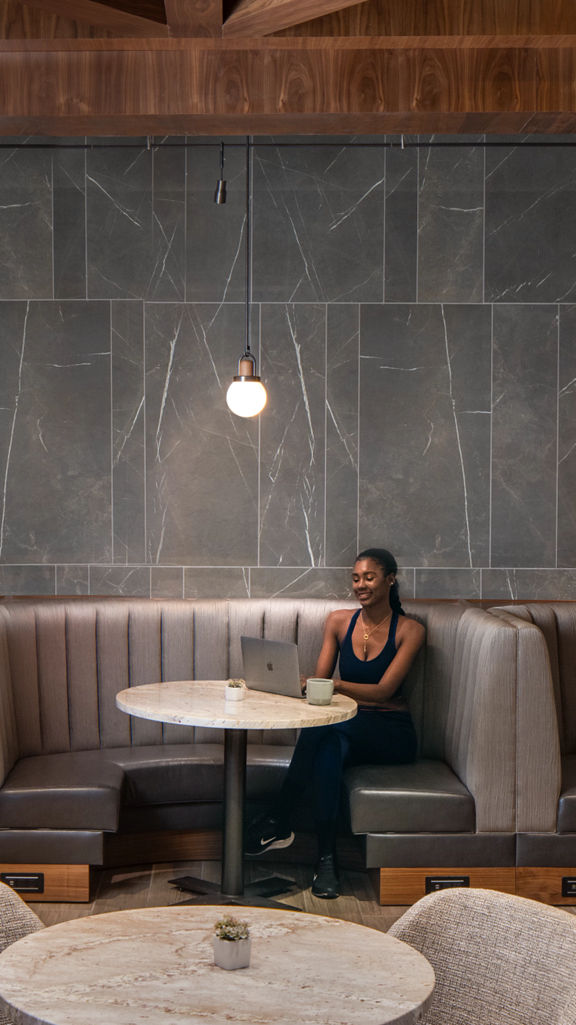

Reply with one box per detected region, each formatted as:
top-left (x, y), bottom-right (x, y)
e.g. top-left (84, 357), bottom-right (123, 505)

top-left (244, 814), bottom-right (295, 856)
top-left (312, 853), bottom-right (340, 899)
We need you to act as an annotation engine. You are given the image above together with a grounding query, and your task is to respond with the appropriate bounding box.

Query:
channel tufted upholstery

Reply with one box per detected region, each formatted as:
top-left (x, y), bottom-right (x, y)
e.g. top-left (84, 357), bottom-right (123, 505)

top-left (488, 603), bottom-right (576, 884)
top-left (0, 598), bottom-right (521, 894)
top-left (389, 887), bottom-right (576, 1025)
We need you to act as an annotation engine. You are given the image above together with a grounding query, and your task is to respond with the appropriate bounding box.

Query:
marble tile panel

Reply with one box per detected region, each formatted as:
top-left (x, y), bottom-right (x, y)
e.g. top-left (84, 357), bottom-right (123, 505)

top-left (145, 303), bottom-right (259, 565)
top-left (151, 566), bottom-right (184, 598)
top-left (259, 303), bottom-right (326, 567)
top-left (558, 305), bottom-right (576, 566)
top-left (186, 142), bottom-right (245, 302)
top-left (0, 565), bottom-right (55, 595)
top-left (184, 567), bottom-right (250, 598)
top-left (0, 301), bottom-right (112, 564)
top-left (385, 146), bottom-right (418, 302)
top-left (415, 567), bottom-right (481, 599)
top-left (486, 144), bottom-right (576, 303)
top-left (491, 304), bottom-right (558, 567)
top-left (395, 568), bottom-right (416, 601)
top-left (359, 303), bottom-right (491, 567)
top-left (149, 142), bottom-right (185, 301)
top-left (0, 146), bottom-right (52, 299)
top-left (56, 564), bottom-right (89, 595)
top-left (250, 566), bottom-right (352, 599)
top-left (89, 565), bottom-right (150, 596)
top-left (53, 148), bottom-right (86, 300)
top-left (325, 304), bottom-right (359, 567)
top-left (418, 141), bottom-right (484, 302)
top-left (87, 146), bottom-right (153, 299)
top-left (482, 569), bottom-right (576, 601)
top-left (0, 303), bottom-right (27, 562)
top-left (253, 143), bottom-right (384, 302)
top-left (112, 301), bottom-right (145, 564)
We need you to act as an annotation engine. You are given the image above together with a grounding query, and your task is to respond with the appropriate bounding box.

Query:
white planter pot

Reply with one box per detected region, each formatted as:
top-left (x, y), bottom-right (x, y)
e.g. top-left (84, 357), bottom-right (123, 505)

top-left (225, 687), bottom-right (245, 702)
top-left (213, 936), bottom-right (251, 970)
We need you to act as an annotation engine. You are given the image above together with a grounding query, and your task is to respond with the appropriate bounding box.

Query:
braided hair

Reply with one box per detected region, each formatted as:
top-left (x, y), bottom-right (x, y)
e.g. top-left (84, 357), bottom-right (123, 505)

top-left (356, 547), bottom-right (405, 616)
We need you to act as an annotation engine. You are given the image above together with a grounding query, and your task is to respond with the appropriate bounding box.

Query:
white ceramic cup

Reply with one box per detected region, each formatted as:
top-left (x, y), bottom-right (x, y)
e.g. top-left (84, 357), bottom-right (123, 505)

top-left (306, 678), bottom-right (334, 705)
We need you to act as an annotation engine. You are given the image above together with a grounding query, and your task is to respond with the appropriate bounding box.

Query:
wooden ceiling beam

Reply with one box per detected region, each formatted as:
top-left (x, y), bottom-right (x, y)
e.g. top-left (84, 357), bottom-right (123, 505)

top-left (222, 0), bottom-right (368, 37)
top-left (0, 42), bottom-right (573, 135)
top-left (276, 0), bottom-right (576, 37)
top-left (11, 0), bottom-right (168, 35)
top-left (0, 34), bottom-right (574, 51)
top-left (164, 0), bottom-right (223, 37)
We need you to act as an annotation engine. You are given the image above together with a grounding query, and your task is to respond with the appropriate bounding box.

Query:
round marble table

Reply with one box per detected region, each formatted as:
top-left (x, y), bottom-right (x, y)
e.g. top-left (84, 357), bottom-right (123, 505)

top-left (116, 681), bottom-right (357, 903)
top-left (0, 906), bottom-right (435, 1025)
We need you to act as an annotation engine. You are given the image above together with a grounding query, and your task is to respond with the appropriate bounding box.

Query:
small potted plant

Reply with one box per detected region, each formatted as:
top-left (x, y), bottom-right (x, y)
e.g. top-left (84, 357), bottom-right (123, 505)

top-left (213, 914), bottom-right (251, 970)
top-left (225, 678), bottom-right (246, 702)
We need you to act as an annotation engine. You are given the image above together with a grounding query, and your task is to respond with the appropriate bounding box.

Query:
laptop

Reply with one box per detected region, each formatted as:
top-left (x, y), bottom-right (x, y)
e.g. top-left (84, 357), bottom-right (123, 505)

top-left (240, 636), bottom-right (304, 699)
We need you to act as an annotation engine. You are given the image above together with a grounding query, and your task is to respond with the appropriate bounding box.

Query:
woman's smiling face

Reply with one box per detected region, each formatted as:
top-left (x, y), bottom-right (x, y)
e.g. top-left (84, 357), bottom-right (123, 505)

top-left (352, 558), bottom-right (394, 608)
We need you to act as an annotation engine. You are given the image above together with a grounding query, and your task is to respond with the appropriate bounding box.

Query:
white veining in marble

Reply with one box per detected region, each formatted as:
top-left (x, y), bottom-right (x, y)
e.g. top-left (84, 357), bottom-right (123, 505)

top-left (0, 907), bottom-right (435, 1025)
top-left (116, 680), bottom-right (357, 730)
top-left (0, 300), bottom-right (29, 560)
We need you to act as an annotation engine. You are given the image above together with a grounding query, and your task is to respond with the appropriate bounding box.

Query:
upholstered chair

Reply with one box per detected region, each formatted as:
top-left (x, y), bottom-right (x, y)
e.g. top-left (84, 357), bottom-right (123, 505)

top-left (389, 886), bottom-right (576, 1025)
top-left (0, 882), bottom-right (44, 1025)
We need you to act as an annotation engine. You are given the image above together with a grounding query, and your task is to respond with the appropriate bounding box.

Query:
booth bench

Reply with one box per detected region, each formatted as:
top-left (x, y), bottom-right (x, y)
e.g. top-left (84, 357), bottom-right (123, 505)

top-left (488, 603), bottom-right (576, 906)
top-left (0, 598), bottom-right (520, 903)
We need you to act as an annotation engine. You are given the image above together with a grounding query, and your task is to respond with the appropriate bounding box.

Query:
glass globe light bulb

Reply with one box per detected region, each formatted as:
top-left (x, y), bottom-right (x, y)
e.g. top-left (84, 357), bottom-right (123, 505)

top-left (226, 378), bottom-right (267, 418)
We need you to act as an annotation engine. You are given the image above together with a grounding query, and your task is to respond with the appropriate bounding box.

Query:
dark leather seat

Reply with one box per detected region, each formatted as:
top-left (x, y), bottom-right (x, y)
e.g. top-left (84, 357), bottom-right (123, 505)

top-left (0, 753), bottom-right (124, 831)
top-left (344, 759), bottom-right (475, 834)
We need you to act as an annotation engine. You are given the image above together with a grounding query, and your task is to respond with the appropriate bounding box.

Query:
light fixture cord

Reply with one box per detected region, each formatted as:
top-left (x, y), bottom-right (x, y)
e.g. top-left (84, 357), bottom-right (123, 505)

top-left (245, 136), bottom-right (252, 356)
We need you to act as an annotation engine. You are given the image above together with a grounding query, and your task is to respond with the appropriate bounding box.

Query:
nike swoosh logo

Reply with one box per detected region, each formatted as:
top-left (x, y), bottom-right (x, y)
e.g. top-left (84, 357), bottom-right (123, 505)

top-left (260, 837), bottom-right (276, 846)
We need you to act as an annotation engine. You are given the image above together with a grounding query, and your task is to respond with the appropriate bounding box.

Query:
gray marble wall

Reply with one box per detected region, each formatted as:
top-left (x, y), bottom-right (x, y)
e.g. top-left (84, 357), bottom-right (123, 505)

top-left (0, 135), bottom-right (574, 601)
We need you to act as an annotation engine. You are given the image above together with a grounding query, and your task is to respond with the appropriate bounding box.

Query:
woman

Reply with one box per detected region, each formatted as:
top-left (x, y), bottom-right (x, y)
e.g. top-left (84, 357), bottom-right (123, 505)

top-left (245, 548), bottom-right (425, 899)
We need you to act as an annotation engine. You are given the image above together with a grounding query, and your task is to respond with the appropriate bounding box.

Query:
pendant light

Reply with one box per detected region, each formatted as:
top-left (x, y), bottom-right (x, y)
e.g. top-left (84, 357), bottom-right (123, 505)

top-left (225, 138), bottom-right (267, 418)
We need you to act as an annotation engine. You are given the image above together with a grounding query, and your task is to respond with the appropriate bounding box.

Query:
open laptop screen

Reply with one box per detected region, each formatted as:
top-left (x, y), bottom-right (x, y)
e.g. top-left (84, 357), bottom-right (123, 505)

top-left (240, 636), bottom-right (304, 699)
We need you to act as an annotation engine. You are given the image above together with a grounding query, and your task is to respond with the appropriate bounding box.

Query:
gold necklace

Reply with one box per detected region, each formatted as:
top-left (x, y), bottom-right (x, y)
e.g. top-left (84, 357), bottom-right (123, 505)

top-left (360, 611), bottom-right (392, 660)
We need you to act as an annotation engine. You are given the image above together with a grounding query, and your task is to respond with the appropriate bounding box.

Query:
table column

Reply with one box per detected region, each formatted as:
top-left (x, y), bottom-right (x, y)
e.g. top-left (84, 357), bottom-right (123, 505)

top-left (222, 729), bottom-right (247, 898)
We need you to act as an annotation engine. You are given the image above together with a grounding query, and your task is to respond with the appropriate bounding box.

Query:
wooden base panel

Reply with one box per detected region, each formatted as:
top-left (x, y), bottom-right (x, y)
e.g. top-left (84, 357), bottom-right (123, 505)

top-left (375, 866), bottom-right (517, 905)
top-left (104, 830), bottom-right (223, 867)
top-left (516, 867), bottom-right (576, 905)
top-left (0, 863), bottom-right (90, 903)
top-left (104, 830), bottom-right (365, 870)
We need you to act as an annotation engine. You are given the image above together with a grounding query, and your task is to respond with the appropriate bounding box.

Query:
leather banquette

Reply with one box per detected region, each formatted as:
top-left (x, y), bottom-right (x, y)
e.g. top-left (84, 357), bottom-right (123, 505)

top-left (0, 598), bottom-right (520, 902)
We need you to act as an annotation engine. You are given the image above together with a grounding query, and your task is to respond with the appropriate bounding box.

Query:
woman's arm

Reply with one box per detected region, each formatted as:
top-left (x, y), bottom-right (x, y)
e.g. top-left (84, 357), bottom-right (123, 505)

top-left (313, 610), bottom-right (344, 678)
top-left (333, 618), bottom-right (425, 705)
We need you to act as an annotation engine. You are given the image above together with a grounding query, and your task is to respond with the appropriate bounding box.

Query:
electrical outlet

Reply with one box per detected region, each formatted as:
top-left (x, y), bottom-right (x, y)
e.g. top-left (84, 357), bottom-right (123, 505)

top-left (1, 872), bottom-right (44, 894)
top-left (561, 877), bottom-right (576, 898)
top-left (425, 876), bottom-right (470, 893)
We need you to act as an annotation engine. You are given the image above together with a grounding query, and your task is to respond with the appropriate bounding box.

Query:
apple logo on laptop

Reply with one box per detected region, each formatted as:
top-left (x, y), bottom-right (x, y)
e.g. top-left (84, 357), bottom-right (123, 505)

top-left (267, 662), bottom-right (274, 671)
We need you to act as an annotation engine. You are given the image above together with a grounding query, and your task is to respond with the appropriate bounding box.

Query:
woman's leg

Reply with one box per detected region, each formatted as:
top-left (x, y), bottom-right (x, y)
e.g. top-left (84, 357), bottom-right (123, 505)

top-left (276, 723), bottom-right (346, 826)
top-left (279, 712), bottom-right (416, 842)
top-left (346, 710), bottom-right (418, 767)
top-left (245, 723), bottom-right (343, 856)
top-left (246, 712), bottom-right (417, 873)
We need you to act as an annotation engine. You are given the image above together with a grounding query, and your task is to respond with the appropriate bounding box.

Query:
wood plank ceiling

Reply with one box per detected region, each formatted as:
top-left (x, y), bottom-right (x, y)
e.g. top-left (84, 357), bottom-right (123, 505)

top-left (0, 0), bottom-right (574, 135)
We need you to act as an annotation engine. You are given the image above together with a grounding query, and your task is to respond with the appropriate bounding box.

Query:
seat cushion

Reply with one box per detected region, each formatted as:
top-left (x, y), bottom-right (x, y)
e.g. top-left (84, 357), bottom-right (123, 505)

top-left (103, 744), bottom-right (292, 806)
top-left (344, 759), bottom-right (475, 834)
top-left (0, 753), bottom-right (124, 831)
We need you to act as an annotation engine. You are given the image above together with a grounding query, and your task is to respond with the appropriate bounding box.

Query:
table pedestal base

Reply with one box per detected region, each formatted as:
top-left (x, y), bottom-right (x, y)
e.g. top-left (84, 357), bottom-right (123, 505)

top-left (169, 872), bottom-right (300, 910)
top-left (169, 729), bottom-right (301, 908)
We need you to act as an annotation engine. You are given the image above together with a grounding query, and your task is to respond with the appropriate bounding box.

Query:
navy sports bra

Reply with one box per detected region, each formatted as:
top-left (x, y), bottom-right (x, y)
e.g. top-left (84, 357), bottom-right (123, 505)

top-left (338, 608), bottom-right (400, 689)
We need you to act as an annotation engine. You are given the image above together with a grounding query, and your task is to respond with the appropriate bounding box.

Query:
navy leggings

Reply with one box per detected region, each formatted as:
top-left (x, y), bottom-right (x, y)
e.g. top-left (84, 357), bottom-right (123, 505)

top-left (276, 709), bottom-right (417, 855)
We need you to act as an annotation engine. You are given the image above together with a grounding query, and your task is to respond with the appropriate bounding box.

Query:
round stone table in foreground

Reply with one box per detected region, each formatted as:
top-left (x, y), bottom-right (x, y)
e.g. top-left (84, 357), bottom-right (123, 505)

top-left (0, 905), bottom-right (435, 1025)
